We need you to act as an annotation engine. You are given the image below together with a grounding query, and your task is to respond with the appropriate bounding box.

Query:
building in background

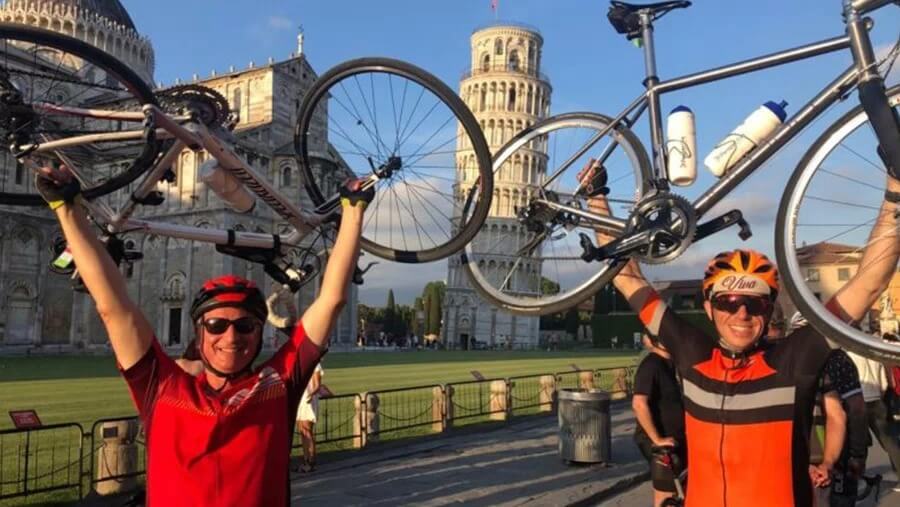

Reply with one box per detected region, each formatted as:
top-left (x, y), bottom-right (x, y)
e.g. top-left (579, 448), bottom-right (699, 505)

top-left (0, 0), bottom-right (357, 352)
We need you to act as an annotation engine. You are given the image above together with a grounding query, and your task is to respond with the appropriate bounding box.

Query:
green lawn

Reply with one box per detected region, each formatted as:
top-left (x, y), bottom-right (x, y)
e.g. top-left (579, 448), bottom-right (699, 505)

top-left (0, 349), bottom-right (637, 431)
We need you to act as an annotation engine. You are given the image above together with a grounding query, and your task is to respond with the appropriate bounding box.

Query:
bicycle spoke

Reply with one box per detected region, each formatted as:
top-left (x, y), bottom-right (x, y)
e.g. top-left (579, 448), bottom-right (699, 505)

top-left (804, 195), bottom-right (881, 211)
top-left (396, 85), bottom-right (426, 149)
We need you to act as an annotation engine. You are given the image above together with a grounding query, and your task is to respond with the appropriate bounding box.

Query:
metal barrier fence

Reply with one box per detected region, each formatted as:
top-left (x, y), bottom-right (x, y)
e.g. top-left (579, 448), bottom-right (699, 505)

top-left (508, 373), bottom-right (555, 414)
top-left (447, 378), bottom-right (507, 424)
top-left (292, 393), bottom-right (362, 451)
top-left (0, 422), bottom-right (85, 502)
top-left (367, 385), bottom-right (443, 439)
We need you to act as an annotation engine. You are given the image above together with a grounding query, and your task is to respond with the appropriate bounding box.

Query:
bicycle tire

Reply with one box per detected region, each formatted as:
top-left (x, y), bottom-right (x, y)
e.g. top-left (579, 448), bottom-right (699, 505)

top-left (462, 112), bottom-right (650, 316)
top-left (295, 57), bottom-right (493, 263)
top-left (0, 22), bottom-right (161, 206)
top-left (776, 84), bottom-right (900, 363)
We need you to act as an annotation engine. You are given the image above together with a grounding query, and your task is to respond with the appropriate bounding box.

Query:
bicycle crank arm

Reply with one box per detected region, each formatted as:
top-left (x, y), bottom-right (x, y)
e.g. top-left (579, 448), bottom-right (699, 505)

top-left (579, 230), bottom-right (652, 262)
top-left (693, 210), bottom-right (752, 242)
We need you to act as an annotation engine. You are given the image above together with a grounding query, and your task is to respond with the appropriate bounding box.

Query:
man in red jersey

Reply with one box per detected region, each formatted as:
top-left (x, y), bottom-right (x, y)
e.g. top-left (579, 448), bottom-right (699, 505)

top-left (37, 164), bottom-right (372, 506)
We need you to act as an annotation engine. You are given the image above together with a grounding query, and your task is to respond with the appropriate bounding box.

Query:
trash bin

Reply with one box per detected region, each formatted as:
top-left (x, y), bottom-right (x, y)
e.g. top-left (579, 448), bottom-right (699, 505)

top-left (558, 388), bottom-right (611, 464)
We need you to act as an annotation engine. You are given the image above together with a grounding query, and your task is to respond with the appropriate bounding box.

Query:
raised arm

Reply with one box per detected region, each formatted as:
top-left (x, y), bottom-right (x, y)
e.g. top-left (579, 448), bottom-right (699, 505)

top-left (581, 161), bottom-right (655, 313)
top-left (38, 166), bottom-right (153, 369)
top-left (300, 180), bottom-right (371, 348)
top-left (830, 176), bottom-right (900, 321)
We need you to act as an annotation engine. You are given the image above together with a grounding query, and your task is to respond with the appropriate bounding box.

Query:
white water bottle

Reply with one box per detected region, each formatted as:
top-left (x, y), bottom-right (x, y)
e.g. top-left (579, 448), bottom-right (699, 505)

top-left (199, 160), bottom-right (255, 213)
top-left (665, 105), bottom-right (696, 186)
top-left (704, 100), bottom-right (788, 177)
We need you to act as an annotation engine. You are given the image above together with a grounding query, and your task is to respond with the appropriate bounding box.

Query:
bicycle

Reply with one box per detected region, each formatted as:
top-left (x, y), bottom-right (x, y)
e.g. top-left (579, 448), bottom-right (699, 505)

top-left (458, 0), bottom-right (900, 362)
top-left (650, 443), bottom-right (687, 507)
top-left (0, 24), bottom-right (494, 291)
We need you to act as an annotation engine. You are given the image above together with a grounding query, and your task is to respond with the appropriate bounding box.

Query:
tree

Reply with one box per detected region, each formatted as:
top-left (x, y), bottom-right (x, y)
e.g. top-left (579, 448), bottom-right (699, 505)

top-left (386, 290), bottom-right (396, 312)
top-left (421, 281), bottom-right (445, 335)
top-left (541, 276), bottom-right (560, 296)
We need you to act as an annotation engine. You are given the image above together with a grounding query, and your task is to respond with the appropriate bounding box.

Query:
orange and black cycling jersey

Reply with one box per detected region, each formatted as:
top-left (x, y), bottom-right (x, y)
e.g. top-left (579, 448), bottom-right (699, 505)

top-left (640, 291), bottom-right (832, 507)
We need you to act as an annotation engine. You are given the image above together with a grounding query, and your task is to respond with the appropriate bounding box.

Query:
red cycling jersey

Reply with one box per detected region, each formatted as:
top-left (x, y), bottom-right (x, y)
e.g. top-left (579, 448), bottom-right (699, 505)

top-left (120, 324), bottom-right (322, 507)
top-left (640, 291), bottom-right (831, 507)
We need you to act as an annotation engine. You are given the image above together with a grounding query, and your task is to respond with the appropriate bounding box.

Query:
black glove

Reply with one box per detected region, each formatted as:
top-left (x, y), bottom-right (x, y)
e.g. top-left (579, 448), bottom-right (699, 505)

top-left (340, 178), bottom-right (375, 210)
top-left (35, 168), bottom-right (81, 211)
top-left (577, 159), bottom-right (609, 197)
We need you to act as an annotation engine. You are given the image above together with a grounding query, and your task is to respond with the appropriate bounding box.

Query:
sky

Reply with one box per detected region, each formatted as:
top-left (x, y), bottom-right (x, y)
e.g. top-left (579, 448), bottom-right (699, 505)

top-left (120, 0), bottom-right (900, 306)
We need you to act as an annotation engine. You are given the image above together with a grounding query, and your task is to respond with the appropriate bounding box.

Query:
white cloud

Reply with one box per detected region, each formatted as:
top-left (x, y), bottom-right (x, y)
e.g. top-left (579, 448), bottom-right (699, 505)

top-left (267, 16), bottom-right (294, 31)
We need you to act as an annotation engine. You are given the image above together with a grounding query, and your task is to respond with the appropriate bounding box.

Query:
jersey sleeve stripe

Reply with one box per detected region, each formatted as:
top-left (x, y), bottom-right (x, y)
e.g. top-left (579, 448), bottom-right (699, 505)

top-left (638, 290), bottom-right (666, 336)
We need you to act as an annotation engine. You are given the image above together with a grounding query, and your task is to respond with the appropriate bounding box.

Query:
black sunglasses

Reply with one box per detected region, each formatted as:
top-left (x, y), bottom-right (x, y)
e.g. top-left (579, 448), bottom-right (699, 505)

top-left (711, 294), bottom-right (772, 316)
top-left (201, 317), bottom-right (259, 335)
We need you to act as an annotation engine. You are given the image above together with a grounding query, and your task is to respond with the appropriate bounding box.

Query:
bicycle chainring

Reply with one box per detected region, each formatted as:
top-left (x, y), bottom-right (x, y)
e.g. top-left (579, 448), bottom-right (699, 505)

top-left (158, 85), bottom-right (232, 128)
top-left (627, 192), bottom-right (696, 265)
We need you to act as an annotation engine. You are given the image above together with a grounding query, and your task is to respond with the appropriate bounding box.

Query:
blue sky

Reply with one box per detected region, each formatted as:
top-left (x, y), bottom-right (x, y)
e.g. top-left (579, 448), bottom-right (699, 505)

top-left (121, 1), bottom-right (900, 305)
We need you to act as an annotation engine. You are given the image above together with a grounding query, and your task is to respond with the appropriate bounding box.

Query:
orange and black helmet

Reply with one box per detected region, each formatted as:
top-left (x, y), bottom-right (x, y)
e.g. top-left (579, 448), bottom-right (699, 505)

top-left (702, 249), bottom-right (779, 300)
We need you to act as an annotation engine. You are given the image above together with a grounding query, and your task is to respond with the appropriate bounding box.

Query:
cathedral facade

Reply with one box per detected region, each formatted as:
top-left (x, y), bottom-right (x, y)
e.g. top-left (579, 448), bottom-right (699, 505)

top-left (0, 0), bottom-right (357, 352)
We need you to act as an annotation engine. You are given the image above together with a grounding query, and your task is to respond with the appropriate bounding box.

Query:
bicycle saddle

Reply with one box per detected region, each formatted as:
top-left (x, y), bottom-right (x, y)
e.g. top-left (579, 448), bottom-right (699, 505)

top-left (608, 1), bottom-right (691, 39)
top-left (610, 1), bottom-right (691, 15)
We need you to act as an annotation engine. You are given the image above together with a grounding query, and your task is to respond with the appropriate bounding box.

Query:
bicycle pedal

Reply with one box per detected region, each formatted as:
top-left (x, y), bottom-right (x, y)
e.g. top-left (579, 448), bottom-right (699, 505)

top-left (737, 218), bottom-right (752, 241)
top-left (578, 233), bottom-right (599, 262)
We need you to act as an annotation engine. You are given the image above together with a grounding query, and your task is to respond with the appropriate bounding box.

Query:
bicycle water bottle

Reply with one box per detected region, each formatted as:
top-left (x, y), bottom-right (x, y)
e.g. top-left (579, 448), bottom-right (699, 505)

top-left (199, 160), bottom-right (256, 213)
top-left (704, 100), bottom-right (788, 177)
top-left (665, 105), bottom-right (696, 186)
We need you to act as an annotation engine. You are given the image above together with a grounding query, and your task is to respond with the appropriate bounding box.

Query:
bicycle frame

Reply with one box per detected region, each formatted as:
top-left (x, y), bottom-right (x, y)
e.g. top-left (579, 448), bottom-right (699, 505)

top-left (539, 0), bottom-right (894, 233)
top-left (25, 104), bottom-right (356, 255)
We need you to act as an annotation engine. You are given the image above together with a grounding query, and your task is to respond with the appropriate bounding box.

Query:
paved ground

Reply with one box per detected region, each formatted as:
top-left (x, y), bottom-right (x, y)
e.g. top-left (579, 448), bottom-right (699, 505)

top-left (290, 404), bottom-right (647, 506)
top-left (599, 436), bottom-right (900, 507)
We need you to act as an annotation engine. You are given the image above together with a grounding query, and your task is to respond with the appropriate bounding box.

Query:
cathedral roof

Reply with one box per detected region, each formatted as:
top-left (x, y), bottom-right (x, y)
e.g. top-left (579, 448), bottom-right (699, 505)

top-left (5, 0), bottom-right (139, 30)
top-left (69, 0), bottom-right (135, 29)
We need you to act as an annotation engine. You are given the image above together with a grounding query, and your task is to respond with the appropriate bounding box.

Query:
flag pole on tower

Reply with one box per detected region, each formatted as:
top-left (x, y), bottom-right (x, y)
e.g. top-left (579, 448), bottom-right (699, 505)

top-left (491, 0), bottom-right (498, 20)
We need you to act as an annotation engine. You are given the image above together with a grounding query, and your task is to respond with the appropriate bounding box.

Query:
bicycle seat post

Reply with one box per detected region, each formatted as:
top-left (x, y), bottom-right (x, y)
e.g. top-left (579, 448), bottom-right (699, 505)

top-left (637, 10), bottom-right (667, 183)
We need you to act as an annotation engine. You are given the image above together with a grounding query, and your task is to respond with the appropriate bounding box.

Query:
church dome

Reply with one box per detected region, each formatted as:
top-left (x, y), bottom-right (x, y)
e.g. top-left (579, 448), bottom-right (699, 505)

top-left (0, 0), bottom-right (155, 83)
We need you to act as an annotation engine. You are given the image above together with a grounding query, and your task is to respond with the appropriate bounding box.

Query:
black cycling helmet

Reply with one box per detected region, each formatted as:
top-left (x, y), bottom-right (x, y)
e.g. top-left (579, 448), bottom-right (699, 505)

top-left (189, 274), bottom-right (268, 322)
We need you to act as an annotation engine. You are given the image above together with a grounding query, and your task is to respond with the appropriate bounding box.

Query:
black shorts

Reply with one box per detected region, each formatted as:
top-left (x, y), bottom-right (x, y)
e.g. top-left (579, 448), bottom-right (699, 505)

top-left (634, 433), bottom-right (686, 493)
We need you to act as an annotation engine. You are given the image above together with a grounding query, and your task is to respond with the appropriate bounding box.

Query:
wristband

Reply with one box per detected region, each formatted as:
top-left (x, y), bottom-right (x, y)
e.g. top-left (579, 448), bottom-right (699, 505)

top-left (340, 197), bottom-right (368, 210)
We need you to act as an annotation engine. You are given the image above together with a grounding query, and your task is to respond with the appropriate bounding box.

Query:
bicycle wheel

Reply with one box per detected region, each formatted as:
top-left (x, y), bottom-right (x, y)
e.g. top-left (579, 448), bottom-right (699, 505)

top-left (461, 112), bottom-right (650, 315)
top-left (0, 23), bottom-right (161, 206)
top-left (776, 84), bottom-right (900, 363)
top-left (296, 57), bottom-right (493, 263)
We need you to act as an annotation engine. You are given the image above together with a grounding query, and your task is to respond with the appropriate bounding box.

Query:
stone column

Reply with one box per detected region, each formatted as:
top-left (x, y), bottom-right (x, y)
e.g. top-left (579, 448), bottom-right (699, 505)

top-left (432, 386), bottom-right (446, 433)
top-left (490, 380), bottom-right (508, 421)
top-left (579, 370), bottom-right (595, 390)
top-left (352, 395), bottom-right (365, 449)
top-left (365, 392), bottom-right (380, 444)
top-left (611, 368), bottom-right (630, 400)
top-left (539, 375), bottom-right (556, 412)
top-left (95, 419), bottom-right (139, 495)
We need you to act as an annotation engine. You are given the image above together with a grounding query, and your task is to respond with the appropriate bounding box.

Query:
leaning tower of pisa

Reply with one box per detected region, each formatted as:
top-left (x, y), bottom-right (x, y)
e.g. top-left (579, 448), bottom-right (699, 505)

top-left (444, 23), bottom-right (551, 350)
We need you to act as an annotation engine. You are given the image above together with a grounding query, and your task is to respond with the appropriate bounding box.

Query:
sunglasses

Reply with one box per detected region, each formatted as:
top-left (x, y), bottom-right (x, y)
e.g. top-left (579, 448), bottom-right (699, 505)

top-left (201, 317), bottom-right (259, 335)
top-left (711, 294), bottom-right (772, 316)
